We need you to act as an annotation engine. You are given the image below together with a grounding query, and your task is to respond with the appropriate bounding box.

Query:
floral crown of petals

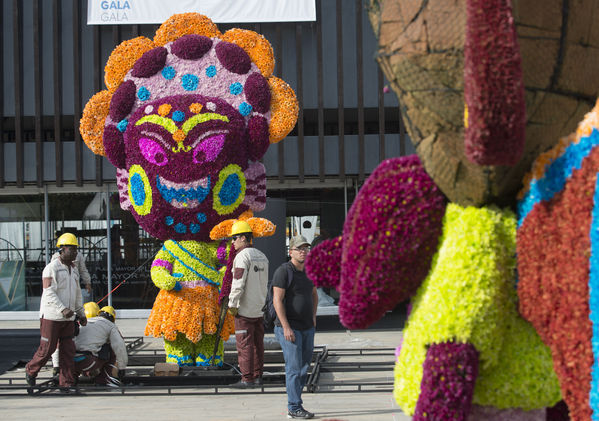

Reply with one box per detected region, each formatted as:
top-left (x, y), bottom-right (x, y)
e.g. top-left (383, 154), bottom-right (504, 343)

top-left (209, 214), bottom-right (275, 240)
top-left (153, 13), bottom-right (222, 46)
top-left (105, 36), bottom-right (157, 92)
top-left (221, 28), bottom-right (275, 78)
top-left (80, 12), bottom-right (298, 157)
top-left (80, 90), bottom-right (112, 156)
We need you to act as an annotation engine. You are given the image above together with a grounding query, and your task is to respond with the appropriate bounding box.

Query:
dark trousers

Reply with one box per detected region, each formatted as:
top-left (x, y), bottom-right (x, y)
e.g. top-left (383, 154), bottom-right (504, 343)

top-left (26, 318), bottom-right (76, 387)
top-left (74, 349), bottom-right (117, 385)
top-left (234, 315), bottom-right (264, 382)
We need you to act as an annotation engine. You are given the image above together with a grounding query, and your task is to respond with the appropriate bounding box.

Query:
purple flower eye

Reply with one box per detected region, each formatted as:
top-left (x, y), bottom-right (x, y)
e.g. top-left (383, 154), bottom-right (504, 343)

top-left (139, 137), bottom-right (168, 166)
top-left (192, 134), bottom-right (225, 164)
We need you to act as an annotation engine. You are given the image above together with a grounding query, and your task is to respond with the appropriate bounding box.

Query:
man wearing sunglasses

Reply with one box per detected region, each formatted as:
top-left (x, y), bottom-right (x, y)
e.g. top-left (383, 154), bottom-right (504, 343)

top-left (228, 221), bottom-right (269, 388)
top-left (273, 235), bottom-right (319, 419)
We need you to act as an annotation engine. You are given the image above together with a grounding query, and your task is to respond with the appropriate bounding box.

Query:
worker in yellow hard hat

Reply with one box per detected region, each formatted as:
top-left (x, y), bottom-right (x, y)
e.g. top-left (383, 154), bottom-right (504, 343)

top-left (84, 302), bottom-right (100, 319)
top-left (73, 304), bottom-right (127, 387)
top-left (26, 233), bottom-right (87, 393)
top-left (99, 306), bottom-right (116, 322)
top-left (52, 233), bottom-right (92, 298)
top-left (227, 220), bottom-right (269, 388)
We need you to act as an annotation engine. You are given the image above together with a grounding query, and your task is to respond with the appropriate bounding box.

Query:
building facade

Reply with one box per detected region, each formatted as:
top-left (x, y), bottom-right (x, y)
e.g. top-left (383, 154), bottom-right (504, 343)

top-left (0, 0), bottom-right (410, 310)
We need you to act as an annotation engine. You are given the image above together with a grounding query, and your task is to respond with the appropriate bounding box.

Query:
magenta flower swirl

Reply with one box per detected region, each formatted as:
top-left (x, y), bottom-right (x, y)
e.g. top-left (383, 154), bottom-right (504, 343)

top-left (413, 342), bottom-right (479, 421)
top-left (338, 155), bottom-right (446, 329)
top-left (305, 236), bottom-right (342, 288)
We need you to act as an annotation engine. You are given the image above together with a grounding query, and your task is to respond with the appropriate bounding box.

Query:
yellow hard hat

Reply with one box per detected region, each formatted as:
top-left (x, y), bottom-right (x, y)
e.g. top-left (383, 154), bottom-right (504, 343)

top-left (100, 305), bottom-right (116, 320)
top-left (230, 220), bottom-right (252, 236)
top-left (56, 233), bottom-right (78, 247)
top-left (84, 302), bottom-right (100, 318)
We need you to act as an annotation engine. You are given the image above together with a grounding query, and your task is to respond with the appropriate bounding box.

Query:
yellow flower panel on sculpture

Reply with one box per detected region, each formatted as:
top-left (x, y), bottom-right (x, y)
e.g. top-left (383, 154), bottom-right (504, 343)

top-left (394, 204), bottom-right (560, 414)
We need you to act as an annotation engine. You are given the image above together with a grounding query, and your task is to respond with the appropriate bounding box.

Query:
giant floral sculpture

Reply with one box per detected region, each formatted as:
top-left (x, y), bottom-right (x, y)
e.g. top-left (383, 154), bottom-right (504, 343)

top-left (306, 0), bottom-right (599, 419)
top-left (80, 13), bottom-right (297, 366)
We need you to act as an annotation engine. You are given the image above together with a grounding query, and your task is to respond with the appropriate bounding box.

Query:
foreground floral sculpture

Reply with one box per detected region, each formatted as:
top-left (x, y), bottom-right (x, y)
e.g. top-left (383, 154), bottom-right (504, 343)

top-left (307, 0), bottom-right (599, 419)
top-left (80, 13), bottom-right (297, 366)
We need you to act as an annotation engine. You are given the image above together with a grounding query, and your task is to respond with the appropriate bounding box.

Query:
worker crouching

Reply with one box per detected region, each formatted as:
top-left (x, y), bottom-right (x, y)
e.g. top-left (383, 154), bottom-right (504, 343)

top-left (73, 306), bottom-right (128, 386)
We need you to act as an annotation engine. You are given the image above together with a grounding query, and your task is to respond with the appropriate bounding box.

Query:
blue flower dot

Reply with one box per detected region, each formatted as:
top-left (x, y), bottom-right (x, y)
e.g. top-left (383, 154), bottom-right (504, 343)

top-left (172, 110), bottom-right (185, 122)
top-left (239, 102), bottom-right (252, 116)
top-left (130, 173), bottom-right (146, 206)
top-left (229, 82), bottom-right (243, 95)
top-left (219, 174), bottom-right (241, 206)
top-left (162, 66), bottom-right (176, 80)
top-left (165, 216), bottom-right (174, 226)
top-left (206, 65), bottom-right (217, 78)
top-left (137, 87), bottom-right (151, 101)
top-left (190, 224), bottom-right (201, 234)
top-left (182, 74), bottom-right (199, 91)
top-left (116, 119), bottom-right (129, 133)
top-left (196, 213), bottom-right (207, 223)
top-left (174, 223), bottom-right (187, 234)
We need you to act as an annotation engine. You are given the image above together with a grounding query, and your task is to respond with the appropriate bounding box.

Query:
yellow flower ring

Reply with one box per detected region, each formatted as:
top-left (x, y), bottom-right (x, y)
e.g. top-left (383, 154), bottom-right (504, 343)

top-left (213, 164), bottom-right (246, 215)
top-left (128, 164), bottom-right (153, 216)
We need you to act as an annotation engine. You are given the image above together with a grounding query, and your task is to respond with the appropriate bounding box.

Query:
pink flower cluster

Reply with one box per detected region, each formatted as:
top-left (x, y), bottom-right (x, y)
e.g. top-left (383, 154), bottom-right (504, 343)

top-left (413, 342), bottom-right (479, 421)
top-left (464, 0), bottom-right (525, 165)
top-left (338, 155), bottom-right (446, 329)
top-left (219, 243), bottom-right (237, 304)
top-left (305, 236), bottom-right (342, 288)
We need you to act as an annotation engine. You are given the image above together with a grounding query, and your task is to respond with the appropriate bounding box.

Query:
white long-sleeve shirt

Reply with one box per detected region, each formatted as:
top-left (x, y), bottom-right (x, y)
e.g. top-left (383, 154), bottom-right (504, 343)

top-left (74, 317), bottom-right (128, 370)
top-left (40, 258), bottom-right (84, 321)
top-left (228, 247), bottom-right (269, 318)
top-left (52, 252), bottom-right (91, 286)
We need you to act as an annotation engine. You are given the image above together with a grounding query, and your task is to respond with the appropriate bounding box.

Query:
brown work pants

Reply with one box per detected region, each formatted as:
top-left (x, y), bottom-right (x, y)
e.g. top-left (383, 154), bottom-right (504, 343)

top-left (74, 349), bottom-right (117, 385)
top-left (26, 318), bottom-right (76, 387)
top-left (234, 315), bottom-right (264, 382)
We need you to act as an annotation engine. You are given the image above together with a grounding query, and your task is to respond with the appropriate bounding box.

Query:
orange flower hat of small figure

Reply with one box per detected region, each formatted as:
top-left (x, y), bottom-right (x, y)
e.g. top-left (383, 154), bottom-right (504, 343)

top-left (209, 210), bottom-right (276, 240)
top-left (80, 13), bottom-right (298, 157)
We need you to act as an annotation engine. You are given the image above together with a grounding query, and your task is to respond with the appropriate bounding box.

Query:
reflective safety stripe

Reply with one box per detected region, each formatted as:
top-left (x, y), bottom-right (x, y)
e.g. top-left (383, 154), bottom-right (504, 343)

top-left (82, 361), bottom-right (97, 371)
top-left (235, 330), bottom-right (247, 334)
top-left (41, 336), bottom-right (49, 342)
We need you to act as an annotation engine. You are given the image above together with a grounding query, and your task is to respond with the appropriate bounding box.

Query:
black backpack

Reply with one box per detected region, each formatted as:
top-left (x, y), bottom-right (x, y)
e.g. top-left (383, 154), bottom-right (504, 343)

top-left (262, 263), bottom-right (293, 330)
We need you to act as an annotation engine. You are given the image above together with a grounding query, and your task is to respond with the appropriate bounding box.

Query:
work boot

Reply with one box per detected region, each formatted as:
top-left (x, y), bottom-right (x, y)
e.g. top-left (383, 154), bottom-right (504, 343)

top-left (25, 372), bottom-right (36, 387)
top-left (60, 386), bottom-right (79, 395)
top-left (230, 379), bottom-right (253, 389)
top-left (287, 408), bottom-right (314, 419)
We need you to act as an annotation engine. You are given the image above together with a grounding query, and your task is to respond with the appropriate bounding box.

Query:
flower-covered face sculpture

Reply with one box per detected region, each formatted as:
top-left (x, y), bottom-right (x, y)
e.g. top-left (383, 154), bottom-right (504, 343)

top-left (80, 14), bottom-right (298, 241)
top-left (120, 94), bottom-right (250, 240)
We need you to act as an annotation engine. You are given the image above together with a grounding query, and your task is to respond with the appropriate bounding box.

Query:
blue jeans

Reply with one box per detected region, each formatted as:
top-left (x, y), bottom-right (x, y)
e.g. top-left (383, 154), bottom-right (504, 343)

top-left (274, 325), bottom-right (315, 411)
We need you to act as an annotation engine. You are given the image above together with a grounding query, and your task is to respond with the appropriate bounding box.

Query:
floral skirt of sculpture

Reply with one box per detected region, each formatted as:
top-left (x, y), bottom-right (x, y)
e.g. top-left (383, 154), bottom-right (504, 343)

top-left (145, 285), bottom-right (234, 343)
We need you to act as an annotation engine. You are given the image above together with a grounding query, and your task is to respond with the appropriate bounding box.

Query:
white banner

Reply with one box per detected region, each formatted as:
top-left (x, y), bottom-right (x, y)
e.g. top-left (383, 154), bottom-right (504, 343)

top-left (87, 0), bottom-right (316, 25)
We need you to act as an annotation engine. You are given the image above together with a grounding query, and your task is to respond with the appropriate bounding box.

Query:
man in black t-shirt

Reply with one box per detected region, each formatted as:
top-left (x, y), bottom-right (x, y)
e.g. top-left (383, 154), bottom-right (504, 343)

top-left (272, 235), bottom-right (318, 419)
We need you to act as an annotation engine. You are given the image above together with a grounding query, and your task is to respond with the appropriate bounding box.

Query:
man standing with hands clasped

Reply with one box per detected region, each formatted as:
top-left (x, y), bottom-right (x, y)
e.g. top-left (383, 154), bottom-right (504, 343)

top-left (273, 235), bottom-right (318, 419)
top-left (25, 233), bottom-right (87, 393)
top-left (228, 221), bottom-right (269, 388)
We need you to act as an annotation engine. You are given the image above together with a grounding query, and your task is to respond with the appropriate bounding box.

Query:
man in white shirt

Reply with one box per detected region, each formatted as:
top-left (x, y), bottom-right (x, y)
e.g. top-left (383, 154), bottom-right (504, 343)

top-left (227, 221), bottom-right (269, 388)
top-left (26, 233), bottom-right (87, 393)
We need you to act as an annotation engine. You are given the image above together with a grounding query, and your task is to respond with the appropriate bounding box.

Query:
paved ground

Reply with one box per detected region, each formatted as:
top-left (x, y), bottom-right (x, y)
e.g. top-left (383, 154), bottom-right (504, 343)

top-left (0, 317), bottom-right (411, 421)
